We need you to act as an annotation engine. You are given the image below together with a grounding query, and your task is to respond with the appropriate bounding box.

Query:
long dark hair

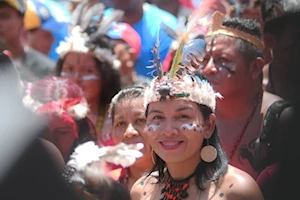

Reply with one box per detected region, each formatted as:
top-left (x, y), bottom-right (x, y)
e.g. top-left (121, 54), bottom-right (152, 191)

top-left (146, 104), bottom-right (228, 190)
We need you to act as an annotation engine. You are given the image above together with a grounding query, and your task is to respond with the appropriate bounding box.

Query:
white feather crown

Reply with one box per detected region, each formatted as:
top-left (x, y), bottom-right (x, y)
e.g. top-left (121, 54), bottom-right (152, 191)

top-left (56, 26), bottom-right (121, 70)
top-left (144, 73), bottom-right (222, 111)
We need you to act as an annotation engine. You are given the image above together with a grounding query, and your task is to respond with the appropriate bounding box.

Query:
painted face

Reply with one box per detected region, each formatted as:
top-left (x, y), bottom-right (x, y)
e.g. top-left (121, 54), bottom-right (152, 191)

top-left (0, 6), bottom-right (23, 45)
top-left (112, 97), bottom-right (151, 163)
top-left (26, 28), bottom-right (54, 55)
top-left (46, 114), bottom-right (78, 161)
top-left (146, 99), bottom-right (210, 164)
top-left (200, 36), bottom-right (251, 97)
top-left (60, 52), bottom-right (102, 103)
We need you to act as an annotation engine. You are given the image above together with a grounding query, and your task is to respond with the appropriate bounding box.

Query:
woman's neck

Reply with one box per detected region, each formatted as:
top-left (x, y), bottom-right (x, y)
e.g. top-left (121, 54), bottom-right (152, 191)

top-left (87, 99), bottom-right (101, 123)
top-left (166, 152), bottom-right (200, 180)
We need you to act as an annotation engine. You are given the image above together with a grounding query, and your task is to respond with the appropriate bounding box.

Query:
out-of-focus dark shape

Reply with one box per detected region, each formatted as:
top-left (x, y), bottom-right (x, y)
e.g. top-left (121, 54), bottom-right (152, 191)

top-left (0, 53), bottom-right (78, 200)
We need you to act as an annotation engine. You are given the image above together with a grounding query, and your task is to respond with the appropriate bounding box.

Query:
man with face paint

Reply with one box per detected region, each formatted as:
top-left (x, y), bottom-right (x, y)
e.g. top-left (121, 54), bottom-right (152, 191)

top-left (199, 11), bottom-right (295, 181)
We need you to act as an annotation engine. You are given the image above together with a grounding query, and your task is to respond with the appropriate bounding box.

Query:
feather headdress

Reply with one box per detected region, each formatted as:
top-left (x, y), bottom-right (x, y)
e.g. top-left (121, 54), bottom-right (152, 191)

top-left (65, 141), bottom-right (144, 183)
top-left (144, 0), bottom-right (222, 111)
top-left (23, 76), bottom-right (90, 127)
top-left (56, 0), bottom-right (124, 69)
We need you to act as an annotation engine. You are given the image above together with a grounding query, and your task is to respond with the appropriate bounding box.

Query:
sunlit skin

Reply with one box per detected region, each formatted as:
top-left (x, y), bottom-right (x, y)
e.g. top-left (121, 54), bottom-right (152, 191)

top-left (112, 97), bottom-right (152, 189)
top-left (0, 6), bottom-right (24, 57)
top-left (26, 28), bottom-right (54, 55)
top-left (113, 41), bottom-right (136, 86)
top-left (146, 99), bottom-right (214, 167)
top-left (200, 37), bottom-right (253, 97)
top-left (131, 99), bottom-right (265, 200)
top-left (61, 52), bottom-right (102, 116)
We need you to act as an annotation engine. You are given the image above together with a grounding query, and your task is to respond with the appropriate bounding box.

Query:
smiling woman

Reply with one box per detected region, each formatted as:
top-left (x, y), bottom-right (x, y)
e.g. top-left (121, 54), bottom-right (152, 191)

top-left (130, 72), bottom-right (265, 200)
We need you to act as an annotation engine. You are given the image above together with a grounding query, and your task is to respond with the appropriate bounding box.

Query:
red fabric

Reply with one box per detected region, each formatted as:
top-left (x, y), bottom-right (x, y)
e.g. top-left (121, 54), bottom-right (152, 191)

top-left (62, 98), bottom-right (82, 111)
top-left (98, 136), bottom-right (115, 147)
top-left (179, 0), bottom-right (202, 9)
top-left (107, 23), bottom-right (141, 59)
top-left (3, 50), bottom-right (12, 58)
top-left (162, 51), bottom-right (173, 72)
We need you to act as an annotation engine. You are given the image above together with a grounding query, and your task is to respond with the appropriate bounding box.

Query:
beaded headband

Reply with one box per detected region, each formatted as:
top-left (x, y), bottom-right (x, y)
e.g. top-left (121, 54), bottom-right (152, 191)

top-left (206, 11), bottom-right (265, 51)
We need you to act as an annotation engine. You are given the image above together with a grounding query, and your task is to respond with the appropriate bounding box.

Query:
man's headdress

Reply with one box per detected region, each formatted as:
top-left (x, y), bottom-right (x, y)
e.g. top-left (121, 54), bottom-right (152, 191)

top-left (206, 11), bottom-right (264, 51)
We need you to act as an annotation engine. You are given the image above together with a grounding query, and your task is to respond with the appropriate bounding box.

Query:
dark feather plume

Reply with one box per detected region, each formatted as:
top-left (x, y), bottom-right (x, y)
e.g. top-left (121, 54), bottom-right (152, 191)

top-left (88, 9), bottom-right (124, 43)
top-left (69, 0), bottom-right (88, 31)
top-left (80, 3), bottom-right (105, 33)
top-left (160, 22), bottom-right (178, 39)
top-left (150, 25), bottom-right (163, 79)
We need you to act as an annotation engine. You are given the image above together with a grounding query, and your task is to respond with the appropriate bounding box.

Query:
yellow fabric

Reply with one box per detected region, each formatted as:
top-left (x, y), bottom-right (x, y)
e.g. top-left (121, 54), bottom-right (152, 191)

top-left (24, 1), bottom-right (41, 30)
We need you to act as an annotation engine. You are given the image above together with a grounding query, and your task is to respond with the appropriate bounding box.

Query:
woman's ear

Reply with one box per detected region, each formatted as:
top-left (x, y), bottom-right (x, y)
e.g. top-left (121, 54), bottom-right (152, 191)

top-left (250, 57), bottom-right (264, 79)
top-left (203, 114), bottom-right (216, 139)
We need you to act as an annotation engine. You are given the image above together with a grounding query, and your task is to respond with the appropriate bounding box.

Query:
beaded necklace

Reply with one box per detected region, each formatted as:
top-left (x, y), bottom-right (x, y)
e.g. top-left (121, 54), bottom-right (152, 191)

top-left (228, 90), bottom-right (263, 160)
top-left (160, 169), bottom-right (196, 200)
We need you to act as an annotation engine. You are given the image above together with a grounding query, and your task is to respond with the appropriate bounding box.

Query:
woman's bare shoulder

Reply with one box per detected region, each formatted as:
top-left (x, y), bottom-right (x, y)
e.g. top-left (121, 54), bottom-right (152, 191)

top-left (219, 165), bottom-right (264, 200)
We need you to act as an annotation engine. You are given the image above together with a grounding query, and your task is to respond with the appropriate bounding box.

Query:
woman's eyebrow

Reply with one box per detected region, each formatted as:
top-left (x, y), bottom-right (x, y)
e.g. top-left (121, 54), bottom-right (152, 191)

top-left (175, 106), bottom-right (193, 112)
top-left (148, 109), bottom-right (163, 115)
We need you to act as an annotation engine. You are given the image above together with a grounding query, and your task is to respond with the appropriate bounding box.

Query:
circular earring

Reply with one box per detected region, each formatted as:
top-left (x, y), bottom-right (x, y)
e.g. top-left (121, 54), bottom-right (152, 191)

top-left (200, 139), bottom-right (217, 163)
top-left (151, 149), bottom-right (156, 164)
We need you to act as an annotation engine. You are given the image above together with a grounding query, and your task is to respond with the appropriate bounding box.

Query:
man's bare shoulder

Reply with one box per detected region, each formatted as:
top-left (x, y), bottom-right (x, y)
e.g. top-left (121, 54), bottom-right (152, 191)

top-left (220, 165), bottom-right (264, 200)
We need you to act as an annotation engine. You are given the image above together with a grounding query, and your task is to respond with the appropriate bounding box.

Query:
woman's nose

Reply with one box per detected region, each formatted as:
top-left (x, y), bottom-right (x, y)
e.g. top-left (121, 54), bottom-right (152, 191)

top-left (161, 119), bottom-right (178, 137)
top-left (123, 123), bottom-right (139, 139)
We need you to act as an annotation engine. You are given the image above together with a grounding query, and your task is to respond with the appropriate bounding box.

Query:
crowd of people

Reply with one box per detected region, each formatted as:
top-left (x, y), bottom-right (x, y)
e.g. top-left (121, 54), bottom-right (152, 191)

top-left (0, 0), bottom-right (299, 200)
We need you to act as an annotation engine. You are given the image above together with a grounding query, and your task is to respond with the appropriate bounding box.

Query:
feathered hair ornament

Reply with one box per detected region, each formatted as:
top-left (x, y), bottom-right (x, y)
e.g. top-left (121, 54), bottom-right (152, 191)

top-left (56, 0), bottom-right (124, 69)
top-left (22, 76), bottom-right (90, 139)
top-left (144, 0), bottom-right (222, 111)
top-left (66, 141), bottom-right (144, 183)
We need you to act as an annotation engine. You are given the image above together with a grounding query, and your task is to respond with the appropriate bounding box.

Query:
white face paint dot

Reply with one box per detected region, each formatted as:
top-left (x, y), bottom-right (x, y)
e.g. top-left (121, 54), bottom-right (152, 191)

top-left (227, 74), bottom-right (231, 78)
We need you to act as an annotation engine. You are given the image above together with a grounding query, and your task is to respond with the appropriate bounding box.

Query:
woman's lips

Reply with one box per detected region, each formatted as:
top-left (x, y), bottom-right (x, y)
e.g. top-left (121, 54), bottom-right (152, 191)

top-left (160, 140), bottom-right (183, 150)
